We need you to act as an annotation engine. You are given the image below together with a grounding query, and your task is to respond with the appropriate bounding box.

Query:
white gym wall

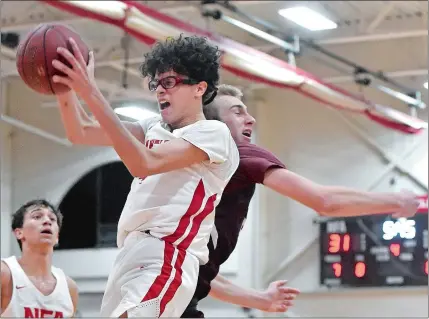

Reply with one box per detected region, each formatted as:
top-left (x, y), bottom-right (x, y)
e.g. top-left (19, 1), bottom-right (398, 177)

top-left (1, 83), bottom-right (13, 259)
top-left (254, 86), bottom-right (428, 317)
top-left (1, 1), bottom-right (428, 318)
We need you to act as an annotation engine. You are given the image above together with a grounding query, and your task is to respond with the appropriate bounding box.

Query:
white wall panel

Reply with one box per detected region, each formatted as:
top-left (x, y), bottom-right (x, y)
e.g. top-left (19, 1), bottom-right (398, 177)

top-left (1, 119), bottom-right (13, 258)
top-left (252, 87), bottom-right (428, 317)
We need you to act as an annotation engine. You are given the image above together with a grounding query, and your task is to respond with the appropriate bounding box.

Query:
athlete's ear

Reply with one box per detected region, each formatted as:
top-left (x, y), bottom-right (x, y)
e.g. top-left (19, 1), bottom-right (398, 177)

top-left (195, 81), bottom-right (208, 98)
top-left (14, 228), bottom-right (23, 240)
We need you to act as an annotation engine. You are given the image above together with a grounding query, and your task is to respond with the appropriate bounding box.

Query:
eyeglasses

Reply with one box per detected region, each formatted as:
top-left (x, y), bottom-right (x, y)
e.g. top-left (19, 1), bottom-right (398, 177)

top-left (148, 76), bottom-right (199, 92)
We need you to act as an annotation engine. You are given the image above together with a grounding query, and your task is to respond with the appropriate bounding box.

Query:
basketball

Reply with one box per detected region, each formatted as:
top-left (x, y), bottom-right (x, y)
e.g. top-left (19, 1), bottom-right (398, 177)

top-left (16, 23), bottom-right (89, 95)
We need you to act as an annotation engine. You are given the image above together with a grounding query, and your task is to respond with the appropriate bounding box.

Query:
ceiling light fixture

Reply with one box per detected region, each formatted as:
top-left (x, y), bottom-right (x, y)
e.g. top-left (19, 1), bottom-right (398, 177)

top-left (278, 7), bottom-right (337, 31)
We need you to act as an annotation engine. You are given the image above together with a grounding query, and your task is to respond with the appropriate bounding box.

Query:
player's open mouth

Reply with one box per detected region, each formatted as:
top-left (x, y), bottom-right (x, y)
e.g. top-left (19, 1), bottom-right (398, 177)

top-left (242, 130), bottom-right (252, 138)
top-left (40, 229), bottom-right (52, 235)
top-left (159, 101), bottom-right (171, 110)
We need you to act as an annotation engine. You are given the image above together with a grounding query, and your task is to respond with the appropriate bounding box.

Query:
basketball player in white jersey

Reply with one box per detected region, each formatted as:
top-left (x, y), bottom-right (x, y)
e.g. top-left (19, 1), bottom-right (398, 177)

top-left (1, 199), bottom-right (78, 318)
top-left (51, 34), bottom-right (239, 317)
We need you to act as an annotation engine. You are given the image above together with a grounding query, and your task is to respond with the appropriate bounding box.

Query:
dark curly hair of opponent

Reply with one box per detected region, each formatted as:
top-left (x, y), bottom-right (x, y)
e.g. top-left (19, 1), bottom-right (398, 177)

top-left (140, 34), bottom-right (221, 105)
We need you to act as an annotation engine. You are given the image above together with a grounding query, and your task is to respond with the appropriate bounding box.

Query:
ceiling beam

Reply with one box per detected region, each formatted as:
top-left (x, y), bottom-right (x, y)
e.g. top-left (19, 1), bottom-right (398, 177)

top-left (0, 50), bottom-right (144, 78)
top-left (318, 29), bottom-right (427, 45)
top-left (40, 78), bottom-right (155, 108)
top-left (254, 29), bottom-right (428, 52)
top-left (323, 68), bottom-right (428, 84)
top-left (243, 68), bottom-right (428, 91)
top-left (0, 114), bottom-right (72, 146)
top-left (1, 46), bottom-right (16, 59)
top-left (108, 62), bottom-right (142, 80)
top-left (1, 18), bottom-right (89, 33)
top-left (365, 2), bottom-right (396, 34)
top-left (1, 1), bottom-right (281, 33)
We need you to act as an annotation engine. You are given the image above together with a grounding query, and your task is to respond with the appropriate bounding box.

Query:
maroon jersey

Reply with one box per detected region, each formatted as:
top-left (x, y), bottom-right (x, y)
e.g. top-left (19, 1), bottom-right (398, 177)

top-left (192, 142), bottom-right (286, 302)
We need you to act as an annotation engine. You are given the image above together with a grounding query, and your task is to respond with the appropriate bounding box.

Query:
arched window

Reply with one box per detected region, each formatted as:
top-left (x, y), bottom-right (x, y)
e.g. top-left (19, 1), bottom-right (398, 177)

top-left (56, 161), bottom-right (133, 250)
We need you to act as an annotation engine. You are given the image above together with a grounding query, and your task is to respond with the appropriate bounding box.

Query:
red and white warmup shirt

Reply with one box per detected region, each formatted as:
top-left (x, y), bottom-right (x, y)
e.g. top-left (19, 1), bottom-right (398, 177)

top-left (117, 116), bottom-right (239, 264)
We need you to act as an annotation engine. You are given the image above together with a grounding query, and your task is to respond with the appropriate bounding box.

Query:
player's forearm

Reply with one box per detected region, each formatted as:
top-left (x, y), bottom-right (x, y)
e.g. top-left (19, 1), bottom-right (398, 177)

top-left (265, 169), bottom-right (408, 217)
top-left (83, 87), bottom-right (151, 176)
top-left (209, 275), bottom-right (269, 310)
top-left (56, 91), bottom-right (89, 142)
top-left (58, 91), bottom-right (127, 147)
top-left (320, 186), bottom-right (404, 217)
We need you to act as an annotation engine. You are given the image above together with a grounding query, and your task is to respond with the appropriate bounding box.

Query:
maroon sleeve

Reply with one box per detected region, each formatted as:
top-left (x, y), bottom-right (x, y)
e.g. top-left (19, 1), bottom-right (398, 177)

top-left (237, 143), bottom-right (286, 184)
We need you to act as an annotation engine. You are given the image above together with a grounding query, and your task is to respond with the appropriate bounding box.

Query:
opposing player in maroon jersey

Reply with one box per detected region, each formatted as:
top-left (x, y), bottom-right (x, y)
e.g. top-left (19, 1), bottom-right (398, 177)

top-left (181, 84), bottom-right (420, 317)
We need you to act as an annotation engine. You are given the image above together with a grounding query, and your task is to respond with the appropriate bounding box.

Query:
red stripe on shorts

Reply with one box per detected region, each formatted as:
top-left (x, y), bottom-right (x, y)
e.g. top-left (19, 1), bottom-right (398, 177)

top-left (141, 180), bottom-right (206, 303)
top-left (159, 193), bottom-right (217, 315)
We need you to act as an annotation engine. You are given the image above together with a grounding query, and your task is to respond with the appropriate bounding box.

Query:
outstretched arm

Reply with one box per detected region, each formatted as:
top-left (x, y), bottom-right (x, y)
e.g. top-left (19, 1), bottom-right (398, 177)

top-left (263, 168), bottom-right (419, 218)
top-left (209, 275), bottom-right (299, 312)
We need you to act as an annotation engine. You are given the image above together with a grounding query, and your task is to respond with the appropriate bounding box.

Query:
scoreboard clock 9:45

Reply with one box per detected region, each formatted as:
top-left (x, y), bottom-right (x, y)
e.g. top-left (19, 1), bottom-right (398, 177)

top-left (319, 195), bottom-right (428, 288)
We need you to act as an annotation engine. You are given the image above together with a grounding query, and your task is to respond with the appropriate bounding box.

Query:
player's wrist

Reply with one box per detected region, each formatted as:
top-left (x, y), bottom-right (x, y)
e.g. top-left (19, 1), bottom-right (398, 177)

top-left (56, 90), bottom-right (75, 101)
top-left (83, 80), bottom-right (101, 99)
top-left (382, 192), bottom-right (407, 211)
top-left (254, 290), bottom-right (272, 311)
top-left (80, 84), bottom-right (104, 106)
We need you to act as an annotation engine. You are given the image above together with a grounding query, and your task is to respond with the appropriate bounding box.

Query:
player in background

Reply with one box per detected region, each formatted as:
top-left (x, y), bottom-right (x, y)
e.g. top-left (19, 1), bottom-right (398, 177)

top-left (51, 35), bottom-right (239, 317)
top-left (181, 84), bottom-right (420, 317)
top-left (1, 199), bottom-right (78, 318)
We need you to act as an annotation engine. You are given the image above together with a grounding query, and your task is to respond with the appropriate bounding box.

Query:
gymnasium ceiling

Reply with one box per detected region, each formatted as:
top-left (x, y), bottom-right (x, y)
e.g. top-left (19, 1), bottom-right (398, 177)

top-left (1, 1), bottom-right (428, 112)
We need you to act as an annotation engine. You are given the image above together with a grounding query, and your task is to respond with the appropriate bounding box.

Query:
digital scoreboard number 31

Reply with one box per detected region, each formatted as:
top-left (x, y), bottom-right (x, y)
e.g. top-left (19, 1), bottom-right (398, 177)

top-left (319, 195), bottom-right (428, 288)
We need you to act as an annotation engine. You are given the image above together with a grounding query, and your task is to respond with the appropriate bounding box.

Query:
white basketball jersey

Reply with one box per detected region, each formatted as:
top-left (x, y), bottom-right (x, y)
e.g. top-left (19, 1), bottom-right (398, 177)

top-left (117, 117), bottom-right (239, 264)
top-left (1, 256), bottom-right (74, 318)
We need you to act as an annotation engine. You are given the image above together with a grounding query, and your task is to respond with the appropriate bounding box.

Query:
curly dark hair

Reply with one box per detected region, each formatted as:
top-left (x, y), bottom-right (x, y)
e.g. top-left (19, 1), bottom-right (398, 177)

top-left (12, 199), bottom-right (63, 250)
top-left (140, 34), bottom-right (221, 105)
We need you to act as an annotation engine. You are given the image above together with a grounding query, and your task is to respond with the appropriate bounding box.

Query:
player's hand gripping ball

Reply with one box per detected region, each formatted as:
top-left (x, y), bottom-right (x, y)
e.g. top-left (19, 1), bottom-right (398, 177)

top-left (16, 23), bottom-right (90, 95)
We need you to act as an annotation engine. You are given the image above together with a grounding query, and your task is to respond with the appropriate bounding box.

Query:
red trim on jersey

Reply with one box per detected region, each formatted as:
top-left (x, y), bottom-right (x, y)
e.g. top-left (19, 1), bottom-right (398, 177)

top-left (141, 242), bottom-right (175, 303)
top-left (159, 193), bottom-right (217, 315)
top-left (140, 180), bottom-right (217, 315)
top-left (163, 180), bottom-right (206, 244)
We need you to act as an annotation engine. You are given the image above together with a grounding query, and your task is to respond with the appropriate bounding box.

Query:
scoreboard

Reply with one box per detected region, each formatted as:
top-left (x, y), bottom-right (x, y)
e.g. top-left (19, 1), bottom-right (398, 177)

top-left (319, 195), bottom-right (428, 288)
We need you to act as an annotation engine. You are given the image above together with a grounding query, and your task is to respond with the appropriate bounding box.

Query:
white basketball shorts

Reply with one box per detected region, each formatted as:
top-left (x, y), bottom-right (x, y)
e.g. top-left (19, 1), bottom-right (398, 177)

top-left (100, 231), bottom-right (199, 317)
